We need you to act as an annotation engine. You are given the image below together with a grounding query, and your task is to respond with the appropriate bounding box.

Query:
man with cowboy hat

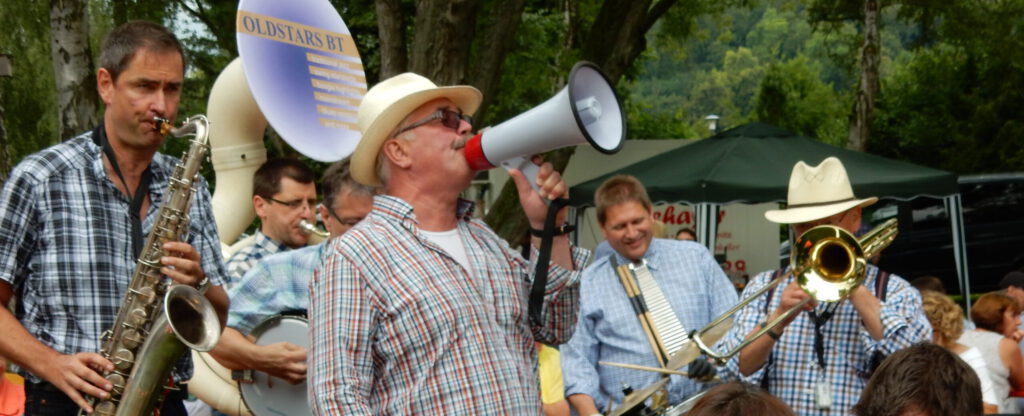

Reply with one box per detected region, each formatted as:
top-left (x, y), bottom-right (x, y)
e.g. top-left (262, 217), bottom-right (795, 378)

top-left (718, 156), bottom-right (931, 415)
top-left (308, 73), bottom-right (589, 414)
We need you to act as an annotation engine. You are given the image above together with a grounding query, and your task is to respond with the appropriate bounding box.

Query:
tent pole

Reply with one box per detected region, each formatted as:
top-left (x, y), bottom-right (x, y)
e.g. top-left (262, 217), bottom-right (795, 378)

top-left (696, 203), bottom-right (719, 254)
top-left (945, 195), bottom-right (971, 314)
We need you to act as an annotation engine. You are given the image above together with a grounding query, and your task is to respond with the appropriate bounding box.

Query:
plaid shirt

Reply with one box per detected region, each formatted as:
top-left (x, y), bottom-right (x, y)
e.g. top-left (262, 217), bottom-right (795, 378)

top-left (718, 265), bottom-right (932, 415)
top-left (225, 230), bottom-right (289, 289)
top-left (227, 243), bottom-right (324, 333)
top-left (0, 132), bottom-right (228, 383)
top-left (560, 239), bottom-right (739, 410)
top-left (309, 195), bottom-right (589, 415)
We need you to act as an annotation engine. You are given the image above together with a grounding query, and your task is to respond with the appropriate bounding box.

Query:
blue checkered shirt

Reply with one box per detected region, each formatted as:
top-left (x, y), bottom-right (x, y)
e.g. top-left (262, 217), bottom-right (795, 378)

top-left (225, 230), bottom-right (289, 289)
top-left (718, 265), bottom-right (932, 415)
top-left (227, 244), bottom-right (324, 334)
top-left (560, 239), bottom-right (739, 410)
top-left (0, 132), bottom-right (228, 383)
top-left (309, 195), bottom-right (590, 415)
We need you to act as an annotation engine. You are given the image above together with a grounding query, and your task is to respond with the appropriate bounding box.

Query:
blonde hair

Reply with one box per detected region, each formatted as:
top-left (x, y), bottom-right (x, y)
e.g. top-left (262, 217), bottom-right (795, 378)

top-left (921, 291), bottom-right (964, 346)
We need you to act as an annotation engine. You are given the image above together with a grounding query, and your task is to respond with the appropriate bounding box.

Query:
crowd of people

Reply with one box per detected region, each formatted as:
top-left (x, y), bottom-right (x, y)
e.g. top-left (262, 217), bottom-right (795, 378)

top-left (0, 19), bottom-right (1021, 416)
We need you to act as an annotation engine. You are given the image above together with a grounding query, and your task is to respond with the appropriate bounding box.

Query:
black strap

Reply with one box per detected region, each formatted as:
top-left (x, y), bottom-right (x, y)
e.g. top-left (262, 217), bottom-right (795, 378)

top-left (875, 271), bottom-right (890, 302)
top-left (761, 267), bottom-right (786, 390)
top-left (92, 124), bottom-right (154, 259)
top-left (809, 304), bottom-right (838, 370)
top-left (528, 197), bottom-right (572, 327)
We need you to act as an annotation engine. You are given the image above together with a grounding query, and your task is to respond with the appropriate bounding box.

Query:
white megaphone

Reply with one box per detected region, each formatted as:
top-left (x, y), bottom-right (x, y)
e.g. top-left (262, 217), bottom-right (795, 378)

top-left (462, 61), bottom-right (625, 182)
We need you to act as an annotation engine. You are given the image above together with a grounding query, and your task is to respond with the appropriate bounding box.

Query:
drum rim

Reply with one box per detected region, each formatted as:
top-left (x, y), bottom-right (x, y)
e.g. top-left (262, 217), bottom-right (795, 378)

top-left (238, 314), bottom-right (311, 416)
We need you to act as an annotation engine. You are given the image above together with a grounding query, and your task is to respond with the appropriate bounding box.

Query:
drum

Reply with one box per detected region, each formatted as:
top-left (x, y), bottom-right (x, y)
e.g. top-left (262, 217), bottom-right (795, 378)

top-left (238, 315), bottom-right (312, 416)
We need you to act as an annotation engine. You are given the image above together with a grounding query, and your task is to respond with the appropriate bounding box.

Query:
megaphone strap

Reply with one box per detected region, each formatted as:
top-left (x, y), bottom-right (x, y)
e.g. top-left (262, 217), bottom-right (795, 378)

top-left (529, 197), bottom-right (573, 326)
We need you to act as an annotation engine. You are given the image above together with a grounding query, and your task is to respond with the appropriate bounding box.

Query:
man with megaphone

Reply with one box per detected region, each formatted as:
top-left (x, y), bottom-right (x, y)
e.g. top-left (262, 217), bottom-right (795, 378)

top-left (308, 72), bottom-right (593, 414)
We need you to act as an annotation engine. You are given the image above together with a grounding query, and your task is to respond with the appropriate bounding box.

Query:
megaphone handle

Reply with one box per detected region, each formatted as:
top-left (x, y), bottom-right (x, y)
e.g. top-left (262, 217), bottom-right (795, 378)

top-left (500, 155), bottom-right (542, 197)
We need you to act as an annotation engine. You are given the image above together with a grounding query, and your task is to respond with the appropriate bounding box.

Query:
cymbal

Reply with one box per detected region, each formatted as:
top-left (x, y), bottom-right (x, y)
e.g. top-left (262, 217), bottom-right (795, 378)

top-left (666, 316), bottom-right (733, 370)
top-left (608, 377), bottom-right (669, 416)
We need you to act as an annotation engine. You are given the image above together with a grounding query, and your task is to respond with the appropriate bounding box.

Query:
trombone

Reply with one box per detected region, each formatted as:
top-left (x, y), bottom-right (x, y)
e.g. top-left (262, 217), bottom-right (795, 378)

top-left (686, 218), bottom-right (898, 365)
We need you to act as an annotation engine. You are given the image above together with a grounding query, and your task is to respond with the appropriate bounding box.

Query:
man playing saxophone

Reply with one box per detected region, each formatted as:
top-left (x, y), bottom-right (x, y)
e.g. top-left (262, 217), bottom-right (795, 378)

top-left (0, 21), bottom-right (229, 415)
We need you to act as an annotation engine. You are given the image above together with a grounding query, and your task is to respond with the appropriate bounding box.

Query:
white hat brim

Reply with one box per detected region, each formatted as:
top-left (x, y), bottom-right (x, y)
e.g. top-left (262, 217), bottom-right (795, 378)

top-left (764, 196), bottom-right (878, 224)
top-left (351, 85), bottom-right (482, 186)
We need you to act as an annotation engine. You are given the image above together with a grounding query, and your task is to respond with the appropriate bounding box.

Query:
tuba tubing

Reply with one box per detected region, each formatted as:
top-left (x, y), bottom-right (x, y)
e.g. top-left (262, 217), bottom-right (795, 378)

top-left (208, 58), bottom-right (268, 249)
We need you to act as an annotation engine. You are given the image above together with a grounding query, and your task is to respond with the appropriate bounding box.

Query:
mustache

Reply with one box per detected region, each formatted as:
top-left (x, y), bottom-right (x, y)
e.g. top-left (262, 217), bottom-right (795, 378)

top-left (451, 135), bottom-right (471, 150)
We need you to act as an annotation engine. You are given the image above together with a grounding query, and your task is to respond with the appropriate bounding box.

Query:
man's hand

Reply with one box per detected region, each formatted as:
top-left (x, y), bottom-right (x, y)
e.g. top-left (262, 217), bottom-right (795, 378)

top-left (253, 342), bottom-right (308, 384)
top-left (771, 281), bottom-right (815, 329)
top-left (508, 161), bottom-right (568, 229)
top-left (686, 358), bottom-right (717, 381)
top-left (161, 241), bottom-right (205, 287)
top-left (47, 352), bottom-right (114, 413)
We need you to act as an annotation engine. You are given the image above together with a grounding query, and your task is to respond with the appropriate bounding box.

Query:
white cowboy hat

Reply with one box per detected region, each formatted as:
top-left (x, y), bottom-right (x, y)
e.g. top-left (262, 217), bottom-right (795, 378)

top-left (351, 72), bottom-right (482, 186)
top-left (764, 156), bottom-right (877, 224)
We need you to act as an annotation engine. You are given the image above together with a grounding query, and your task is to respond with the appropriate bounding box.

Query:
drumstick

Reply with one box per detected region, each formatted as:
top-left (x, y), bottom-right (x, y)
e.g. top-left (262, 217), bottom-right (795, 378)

top-left (599, 361), bottom-right (691, 377)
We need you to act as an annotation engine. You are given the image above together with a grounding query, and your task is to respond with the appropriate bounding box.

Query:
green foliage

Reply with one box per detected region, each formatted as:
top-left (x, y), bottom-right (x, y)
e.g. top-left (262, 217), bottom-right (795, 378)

top-left (0, 0), bottom-right (59, 161)
top-left (754, 55), bottom-right (847, 145)
top-left (870, 0), bottom-right (1024, 174)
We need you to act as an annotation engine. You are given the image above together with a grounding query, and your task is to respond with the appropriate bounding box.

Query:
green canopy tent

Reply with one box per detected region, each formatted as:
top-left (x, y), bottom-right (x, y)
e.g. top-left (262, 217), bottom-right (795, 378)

top-left (569, 123), bottom-right (971, 306)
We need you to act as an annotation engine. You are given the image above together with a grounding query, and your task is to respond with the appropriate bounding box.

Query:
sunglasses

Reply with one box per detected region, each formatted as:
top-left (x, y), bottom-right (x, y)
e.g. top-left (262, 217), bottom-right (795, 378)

top-left (392, 109), bottom-right (472, 137)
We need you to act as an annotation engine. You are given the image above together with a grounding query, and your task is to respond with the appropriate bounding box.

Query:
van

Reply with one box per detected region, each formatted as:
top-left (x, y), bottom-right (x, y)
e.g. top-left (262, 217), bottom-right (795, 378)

top-left (869, 173), bottom-right (1024, 295)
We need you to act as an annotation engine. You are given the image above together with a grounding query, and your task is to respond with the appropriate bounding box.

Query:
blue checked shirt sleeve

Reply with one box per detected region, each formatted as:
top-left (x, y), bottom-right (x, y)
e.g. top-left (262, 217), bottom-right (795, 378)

top-left (560, 291), bottom-right (604, 405)
top-left (858, 271), bottom-right (932, 359)
top-left (309, 242), bottom-right (375, 415)
top-left (227, 261), bottom-right (278, 334)
top-left (0, 163), bottom-right (39, 286)
top-left (720, 269), bottom-right (776, 383)
top-left (526, 245), bottom-right (590, 345)
top-left (190, 180), bottom-right (228, 287)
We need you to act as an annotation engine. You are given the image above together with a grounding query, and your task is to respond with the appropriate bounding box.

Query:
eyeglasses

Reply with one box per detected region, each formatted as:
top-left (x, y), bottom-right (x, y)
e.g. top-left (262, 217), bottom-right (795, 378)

top-left (323, 204), bottom-right (363, 228)
top-left (392, 109), bottom-right (472, 138)
top-left (266, 196), bottom-right (318, 211)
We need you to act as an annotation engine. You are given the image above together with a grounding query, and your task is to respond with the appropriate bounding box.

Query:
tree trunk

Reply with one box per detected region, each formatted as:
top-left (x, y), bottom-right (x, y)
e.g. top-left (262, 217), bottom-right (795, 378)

top-left (409, 0), bottom-right (480, 85)
top-left (375, 0), bottom-right (408, 79)
top-left (466, 0), bottom-right (527, 123)
top-left (847, 0), bottom-right (880, 151)
top-left (0, 90), bottom-right (10, 184)
top-left (49, 0), bottom-right (99, 141)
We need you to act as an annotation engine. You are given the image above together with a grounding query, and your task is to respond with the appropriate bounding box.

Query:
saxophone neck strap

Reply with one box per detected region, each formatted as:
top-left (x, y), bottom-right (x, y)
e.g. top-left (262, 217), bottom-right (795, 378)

top-left (93, 123), bottom-right (154, 259)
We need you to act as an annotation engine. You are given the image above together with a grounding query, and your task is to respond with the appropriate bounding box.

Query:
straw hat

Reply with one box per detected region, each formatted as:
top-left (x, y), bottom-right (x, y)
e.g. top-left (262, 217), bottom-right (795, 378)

top-left (764, 156), bottom-right (877, 224)
top-left (351, 73), bottom-right (482, 186)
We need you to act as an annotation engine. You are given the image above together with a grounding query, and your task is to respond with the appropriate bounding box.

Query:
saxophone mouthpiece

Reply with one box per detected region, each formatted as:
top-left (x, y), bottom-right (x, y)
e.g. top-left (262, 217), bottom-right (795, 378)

top-left (153, 117), bottom-right (172, 136)
top-left (299, 219), bottom-right (330, 238)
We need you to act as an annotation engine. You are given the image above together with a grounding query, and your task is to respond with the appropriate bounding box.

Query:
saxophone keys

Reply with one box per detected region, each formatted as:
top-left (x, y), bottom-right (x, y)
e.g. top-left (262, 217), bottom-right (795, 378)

top-left (132, 286), bottom-right (157, 305)
top-left (105, 373), bottom-right (126, 393)
top-left (127, 307), bottom-right (149, 327)
top-left (111, 349), bottom-right (135, 372)
top-left (121, 328), bottom-right (145, 349)
top-left (94, 400), bottom-right (117, 415)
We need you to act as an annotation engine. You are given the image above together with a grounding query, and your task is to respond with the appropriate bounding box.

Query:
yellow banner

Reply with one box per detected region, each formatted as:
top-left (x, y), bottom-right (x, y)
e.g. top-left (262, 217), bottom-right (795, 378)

top-left (237, 10), bottom-right (358, 57)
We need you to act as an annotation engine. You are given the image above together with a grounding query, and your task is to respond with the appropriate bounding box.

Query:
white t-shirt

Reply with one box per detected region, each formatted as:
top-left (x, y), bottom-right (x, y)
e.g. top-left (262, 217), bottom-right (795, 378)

top-left (960, 345), bottom-right (1000, 407)
top-left (420, 228), bottom-right (471, 272)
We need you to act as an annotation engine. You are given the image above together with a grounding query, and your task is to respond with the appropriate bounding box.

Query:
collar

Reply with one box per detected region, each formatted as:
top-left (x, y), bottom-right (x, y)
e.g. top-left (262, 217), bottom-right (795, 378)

top-left (253, 229), bottom-right (290, 253)
top-left (608, 238), bottom-right (663, 271)
top-left (372, 195), bottom-right (477, 230)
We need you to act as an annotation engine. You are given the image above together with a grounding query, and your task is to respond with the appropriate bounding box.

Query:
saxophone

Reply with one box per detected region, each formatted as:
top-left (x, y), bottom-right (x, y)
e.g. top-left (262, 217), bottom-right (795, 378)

top-left (86, 115), bottom-right (223, 416)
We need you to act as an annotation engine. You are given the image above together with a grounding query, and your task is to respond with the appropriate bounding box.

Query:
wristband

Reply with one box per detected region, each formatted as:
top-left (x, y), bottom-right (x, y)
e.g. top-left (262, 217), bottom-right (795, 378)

top-left (528, 223), bottom-right (575, 237)
top-left (759, 321), bottom-right (783, 341)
